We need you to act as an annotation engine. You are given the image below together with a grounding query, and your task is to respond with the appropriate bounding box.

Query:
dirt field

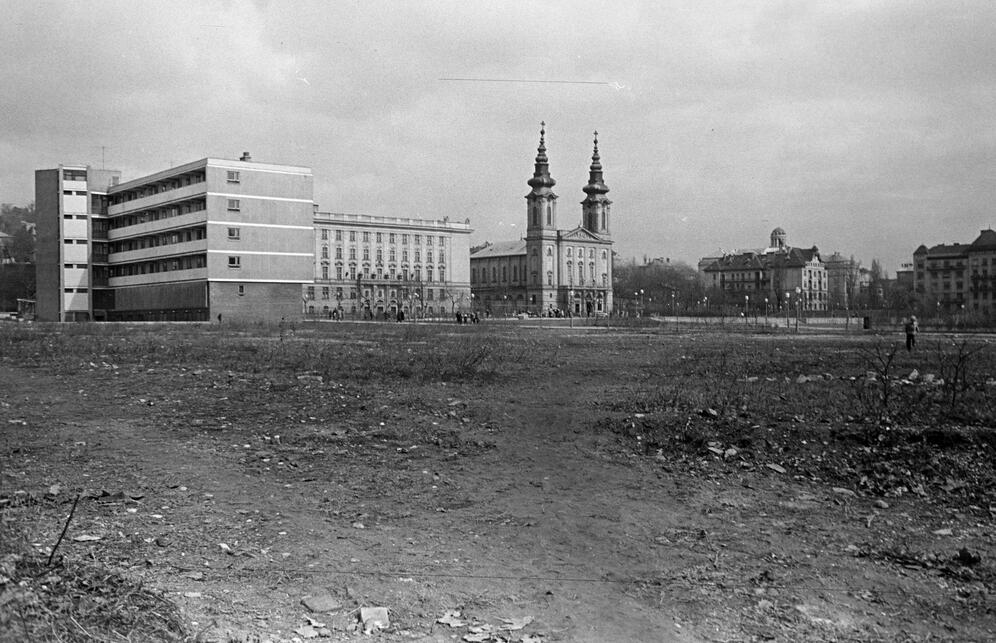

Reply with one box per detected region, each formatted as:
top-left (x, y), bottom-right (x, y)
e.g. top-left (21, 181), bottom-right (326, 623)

top-left (1, 321), bottom-right (994, 642)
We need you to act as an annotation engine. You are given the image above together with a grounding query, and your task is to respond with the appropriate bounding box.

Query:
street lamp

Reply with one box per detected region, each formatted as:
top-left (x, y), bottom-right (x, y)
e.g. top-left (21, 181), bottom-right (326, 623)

top-left (794, 286), bottom-right (802, 332)
top-left (744, 295), bottom-right (749, 325)
top-left (764, 297), bottom-right (769, 324)
top-left (785, 291), bottom-right (791, 328)
top-left (569, 290), bottom-right (574, 328)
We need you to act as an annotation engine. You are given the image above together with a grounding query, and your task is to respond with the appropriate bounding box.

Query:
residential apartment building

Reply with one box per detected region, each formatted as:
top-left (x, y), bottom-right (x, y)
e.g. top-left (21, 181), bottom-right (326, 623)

top-left (35, 165), bottom-right (122, 321)
top-left (470, 125), bottom-right (614, 316)
top-left (700, 228), bottom-right (828, 312)
top-left (36, 154), bottom-right (314, 322)
top-left (913, 228), bottom-right (996, 316)
top-left (309, 211), bottom-right (472, 318)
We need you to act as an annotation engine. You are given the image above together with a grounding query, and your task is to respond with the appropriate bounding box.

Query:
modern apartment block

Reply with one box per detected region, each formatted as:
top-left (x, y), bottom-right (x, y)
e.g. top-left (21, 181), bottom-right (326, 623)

top-left (309, 211), bottom-right (472, 319)
top-left (914, 229), bottom-right (996, 316)
top-left (36, 154), bottom-right (314, 322)
top-left (35, 165), bottom-right (122, 321)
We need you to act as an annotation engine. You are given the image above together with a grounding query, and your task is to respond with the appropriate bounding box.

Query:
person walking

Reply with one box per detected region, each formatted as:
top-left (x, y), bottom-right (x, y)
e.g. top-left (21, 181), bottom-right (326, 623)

top-left (904, 315), bottom-right (919, 351)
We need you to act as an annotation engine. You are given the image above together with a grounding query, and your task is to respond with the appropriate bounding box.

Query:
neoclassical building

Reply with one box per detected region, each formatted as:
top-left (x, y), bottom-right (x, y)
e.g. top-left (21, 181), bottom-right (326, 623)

top-left (470, 124), bottom-right (614, 316)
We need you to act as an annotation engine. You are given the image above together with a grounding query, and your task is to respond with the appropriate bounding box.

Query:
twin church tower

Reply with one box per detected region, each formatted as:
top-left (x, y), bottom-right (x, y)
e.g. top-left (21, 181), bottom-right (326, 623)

top-left (470, 123), bottom-right (615, 316)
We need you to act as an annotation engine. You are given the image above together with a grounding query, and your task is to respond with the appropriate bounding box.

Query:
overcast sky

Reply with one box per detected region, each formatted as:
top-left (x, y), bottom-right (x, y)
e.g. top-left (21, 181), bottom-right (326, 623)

top-left (2, 1), bottom-right (995, 272)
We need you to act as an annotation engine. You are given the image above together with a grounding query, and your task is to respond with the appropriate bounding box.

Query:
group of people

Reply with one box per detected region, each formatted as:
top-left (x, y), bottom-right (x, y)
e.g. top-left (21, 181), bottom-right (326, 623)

top-left (455, 311), bottom-right (480, 324)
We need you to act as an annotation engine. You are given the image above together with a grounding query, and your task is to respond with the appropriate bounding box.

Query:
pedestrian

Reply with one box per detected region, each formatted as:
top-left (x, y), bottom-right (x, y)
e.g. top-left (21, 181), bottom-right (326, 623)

top-left (904, 315), bottom-right (918, 351)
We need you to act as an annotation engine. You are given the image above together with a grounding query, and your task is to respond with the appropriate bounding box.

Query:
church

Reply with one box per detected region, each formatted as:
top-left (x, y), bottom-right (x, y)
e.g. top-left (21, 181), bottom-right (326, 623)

top-left (469, 124), bottom-right (614, 316)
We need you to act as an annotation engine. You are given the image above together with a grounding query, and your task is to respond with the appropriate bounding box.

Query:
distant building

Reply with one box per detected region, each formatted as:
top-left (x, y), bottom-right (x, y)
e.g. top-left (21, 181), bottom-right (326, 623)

top-left (913, 228), bottom-right (996, 316)
top-left (470, 125), bottom-right (614, 316)
top-left (700, 228), bottom-right (828, 312)
top-left (35, 154), bottom-right (473, 323)
top-left (309, 211), bottom-right (471, 319)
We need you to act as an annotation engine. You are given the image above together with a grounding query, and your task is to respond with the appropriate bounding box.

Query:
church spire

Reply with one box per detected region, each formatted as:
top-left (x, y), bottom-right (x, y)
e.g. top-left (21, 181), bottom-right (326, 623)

top-left (582, 130), bottom-right (608, 197)
top-left (581, 130), bottom-right (611, 234)
top-left (527, 121), bottom-right (556, 191)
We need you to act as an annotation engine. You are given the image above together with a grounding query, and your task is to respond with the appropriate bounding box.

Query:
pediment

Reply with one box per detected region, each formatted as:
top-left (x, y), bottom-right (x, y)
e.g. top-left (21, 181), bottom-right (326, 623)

top-left (560, 227), bottom-right (607, 242)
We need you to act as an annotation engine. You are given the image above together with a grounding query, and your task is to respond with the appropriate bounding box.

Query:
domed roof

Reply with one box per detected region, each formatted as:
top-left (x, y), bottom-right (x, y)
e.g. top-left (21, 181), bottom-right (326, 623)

top-left (771, 227), bottom-right (786, 236)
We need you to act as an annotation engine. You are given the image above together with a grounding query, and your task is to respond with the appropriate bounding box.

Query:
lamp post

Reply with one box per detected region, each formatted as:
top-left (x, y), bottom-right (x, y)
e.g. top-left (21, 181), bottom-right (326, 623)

top-left (785, 292), bottom-right (791, 328)
top-left (744, 295), bottom-right (749, 325)
top-left (764, 297), bottom-right (769, 325)
top-left (569, 290), bottom-right (574, 328)
top-left (795, 286), bottom-right (802, 332)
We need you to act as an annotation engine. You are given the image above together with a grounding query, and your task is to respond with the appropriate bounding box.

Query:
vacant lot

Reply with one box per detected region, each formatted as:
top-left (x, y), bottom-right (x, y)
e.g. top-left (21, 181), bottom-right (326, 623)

top-left (1, 321), bottom-right (994, 642)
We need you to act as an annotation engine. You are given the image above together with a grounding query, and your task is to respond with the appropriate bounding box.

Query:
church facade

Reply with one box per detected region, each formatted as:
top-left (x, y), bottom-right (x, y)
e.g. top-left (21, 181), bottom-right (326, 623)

top-left (470, 125), bottom-right (614, 316)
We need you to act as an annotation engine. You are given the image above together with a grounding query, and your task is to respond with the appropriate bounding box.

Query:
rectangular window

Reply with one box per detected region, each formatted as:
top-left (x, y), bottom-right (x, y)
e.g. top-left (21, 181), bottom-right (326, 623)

top-left (228, 227), bottom-right (240, 240)
top-left (322, 286), bottom-right (330, 300)
top-left (227, 171), bottom-right (240, 183)
top-left (228, 256), bottom-right (241, 268)
top-left (415, 235), bottom-right (422, 245)
top-left (321, 229), bottom-right (329, 241)
top-left (363, 231), bottom-right (370, 242)
top-left (238, 284), bottom-right (245, 296)
top-left (336, 266), bottom-right (343, 279)
top-left (349, 231), bottom-right (356, 242)
top-left (402, 234), bottom-right (409, 244)
top-left (389, 233), bottom-right (396, 244)
top-left (439, 236), bottom-right (445, 247)
top-left (336, 229), bottom-right (343, 241)
top-left (376, 232), bottom-right (382, 243)
top-left (227, 199), bottom-right (240, 211)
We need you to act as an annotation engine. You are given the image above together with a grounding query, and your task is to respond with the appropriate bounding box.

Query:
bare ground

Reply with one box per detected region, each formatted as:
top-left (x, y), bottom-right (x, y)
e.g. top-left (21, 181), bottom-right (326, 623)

top-left (1, 322), bottom-right (994, 642)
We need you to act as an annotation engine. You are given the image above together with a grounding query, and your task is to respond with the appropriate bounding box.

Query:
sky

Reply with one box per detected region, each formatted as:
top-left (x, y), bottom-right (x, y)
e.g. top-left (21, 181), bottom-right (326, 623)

top-left (2, 0), bottom-right (995, 273)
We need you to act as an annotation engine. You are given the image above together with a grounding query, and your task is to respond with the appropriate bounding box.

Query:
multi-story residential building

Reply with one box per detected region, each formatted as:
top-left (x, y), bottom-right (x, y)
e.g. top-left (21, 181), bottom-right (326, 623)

top-left (914, 228), bottom-right (996, 316)
top-left (470, 125), bottom-right (614, 316)
top-left (309, 211), bottom-right (472, 319)
top-left (700, 228), bottom-right (828, 312)
top-left (35, 165), bottom-right (122, 321)
top-left (36, 154), bottom-right (315, 322)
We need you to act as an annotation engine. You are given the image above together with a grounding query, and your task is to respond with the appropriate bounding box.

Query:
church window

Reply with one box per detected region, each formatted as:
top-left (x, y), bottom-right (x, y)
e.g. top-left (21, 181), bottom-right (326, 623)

top-left (547, 271), bottom-right (553, 285)
top-left (578, 263), bottom-right (584, 281)
top-left (590, 262), bottom-right (595, 282)
top-left (513, 265), bottom-right (518, 281)
top-left (492, 266), bottom-right (497, 282)
top-left (502, 266), bottom-right (507, 282)
top-left (546, 204), bottom-right (552, 225)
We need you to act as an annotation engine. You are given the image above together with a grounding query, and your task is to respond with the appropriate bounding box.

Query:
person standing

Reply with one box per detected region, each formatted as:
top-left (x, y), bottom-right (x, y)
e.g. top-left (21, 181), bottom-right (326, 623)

top-left (904, 315), bottom-right (919, 351)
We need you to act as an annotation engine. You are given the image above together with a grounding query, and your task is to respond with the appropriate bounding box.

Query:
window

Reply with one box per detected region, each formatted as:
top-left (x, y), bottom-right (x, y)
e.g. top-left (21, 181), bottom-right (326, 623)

top-left (376, 232), bottom-right (382, 243)
top-left (321, 229), bottom-right (329, 241)
top-left (439, 267), bottom-right (445, 282)
top-left (228, 256), bottom-right (241, 268)
top-left (322, 286), bottom-right (330, 300)
top-left (227, 170), bottom-right (240, 183)
top-left (335, 229), bottom-right (343, 241)
top-left (426, 236), bottom-right (433, 246)
top-left (238, 284), bottom-right (245, 296)
top-left (322, 266), bottom-right (329, 280)
top-left (228, 227), bottom-right (240, 240)
top-left (349, 231), bottom-right (356, 242)
top-left (227, 199), bottom-right (240, 211)
top-left (389, 233), bottom-right (396, 244)
top-left (363, 231), bottom-right (370, 242)
top-left (307, 286), bottom-right (315, 300)
top-left (363, 248), bottom-right (370, 261)
top-left (322, 245), bottom-right (329, 259)
top-left (349, 248), bottom-right (356, 260)
top-left (439, 237), bottom-right (445, 247)
top-left (336, 266), bottom-right (343, 279)
top-left (427, 250), bottom-right (433, 263)
top-left (335, 247), bottom-right (342, 260)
